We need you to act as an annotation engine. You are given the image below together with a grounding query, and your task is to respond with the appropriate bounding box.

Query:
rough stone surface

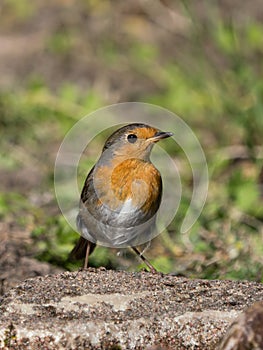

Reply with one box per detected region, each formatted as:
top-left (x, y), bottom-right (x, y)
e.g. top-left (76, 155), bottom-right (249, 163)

top-left (218, 301), bottom-right (263, 350)
top-left (0, 269), bottom-right (263, 349)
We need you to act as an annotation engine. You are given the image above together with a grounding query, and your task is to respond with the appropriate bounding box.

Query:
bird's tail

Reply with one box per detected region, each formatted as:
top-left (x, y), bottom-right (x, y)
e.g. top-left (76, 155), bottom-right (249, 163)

top-left (70, 236), bottom-right (96, 260)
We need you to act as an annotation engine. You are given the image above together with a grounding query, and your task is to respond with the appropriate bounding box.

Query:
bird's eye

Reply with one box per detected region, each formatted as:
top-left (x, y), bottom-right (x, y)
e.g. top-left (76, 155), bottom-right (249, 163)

top-left (127, 134), bottom-right (137, 143)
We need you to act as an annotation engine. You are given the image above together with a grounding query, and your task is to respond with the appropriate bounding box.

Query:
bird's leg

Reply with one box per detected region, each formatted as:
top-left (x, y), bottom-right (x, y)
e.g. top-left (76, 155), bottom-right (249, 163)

top-left (132, 246), bottom-right (157, 273)
top-left (139, 241), bottom-right (151, 256)
top-left (84, 241), bottom-right (91, 269)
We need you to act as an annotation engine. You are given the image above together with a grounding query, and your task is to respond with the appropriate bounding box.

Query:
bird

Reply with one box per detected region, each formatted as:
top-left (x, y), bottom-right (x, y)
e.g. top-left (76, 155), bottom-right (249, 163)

top-left (70, 123), bottom-right (173, 272)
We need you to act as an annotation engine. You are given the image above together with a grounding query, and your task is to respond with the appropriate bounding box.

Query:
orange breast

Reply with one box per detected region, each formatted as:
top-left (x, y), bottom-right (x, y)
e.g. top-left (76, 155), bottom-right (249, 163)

top-left (94, 158), bottom-right (162, 214)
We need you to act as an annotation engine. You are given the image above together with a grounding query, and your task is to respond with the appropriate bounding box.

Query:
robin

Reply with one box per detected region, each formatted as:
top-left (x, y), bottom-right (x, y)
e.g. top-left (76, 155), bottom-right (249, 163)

top-left (70, 123), bottom-right (173, 272)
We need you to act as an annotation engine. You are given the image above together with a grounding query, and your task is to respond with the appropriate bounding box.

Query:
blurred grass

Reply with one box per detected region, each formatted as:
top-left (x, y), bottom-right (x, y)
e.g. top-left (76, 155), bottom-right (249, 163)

top-left (0, 0), bottom-right (262, 281)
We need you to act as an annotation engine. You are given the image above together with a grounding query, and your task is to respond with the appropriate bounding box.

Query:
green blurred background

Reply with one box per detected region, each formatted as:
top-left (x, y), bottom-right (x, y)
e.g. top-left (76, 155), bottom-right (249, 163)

top-left (0, 0), bottom-right (263, 282)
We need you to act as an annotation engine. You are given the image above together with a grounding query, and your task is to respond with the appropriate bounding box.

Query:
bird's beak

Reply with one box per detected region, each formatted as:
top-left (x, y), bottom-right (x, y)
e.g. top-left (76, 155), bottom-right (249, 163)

top-left (148, 131), bottom-right (173, 143)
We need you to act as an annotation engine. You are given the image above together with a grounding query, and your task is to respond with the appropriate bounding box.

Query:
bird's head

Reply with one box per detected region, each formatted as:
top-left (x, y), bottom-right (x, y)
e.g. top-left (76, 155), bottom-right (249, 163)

top-left (101, 123), bottom-right (173, 161)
